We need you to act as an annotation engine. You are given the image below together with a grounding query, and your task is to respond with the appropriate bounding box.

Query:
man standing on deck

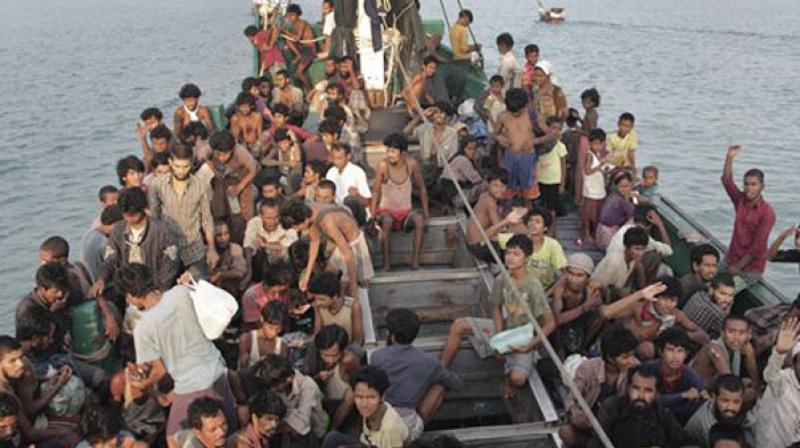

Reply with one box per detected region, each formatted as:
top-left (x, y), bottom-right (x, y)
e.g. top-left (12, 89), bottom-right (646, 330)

top-left (721, 145), bottom-right (775, 278)
top-left (446, 10), bottom-right (481, 102)
top-left (149, 144), bottom-right (218, 280)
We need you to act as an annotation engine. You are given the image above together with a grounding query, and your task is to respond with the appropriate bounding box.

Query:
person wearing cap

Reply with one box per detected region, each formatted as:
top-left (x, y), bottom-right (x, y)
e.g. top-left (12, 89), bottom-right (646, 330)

top-left (751, 317), bottom-right (800, 447)
top-left (551, 252), bottom-right (604, 356)
top-left (532, 60), bottom-right (568, 122)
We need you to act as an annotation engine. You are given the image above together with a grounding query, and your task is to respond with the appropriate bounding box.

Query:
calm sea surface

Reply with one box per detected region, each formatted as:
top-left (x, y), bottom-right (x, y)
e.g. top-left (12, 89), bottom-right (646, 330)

top-left (0, 0), bottom-right (798, 331)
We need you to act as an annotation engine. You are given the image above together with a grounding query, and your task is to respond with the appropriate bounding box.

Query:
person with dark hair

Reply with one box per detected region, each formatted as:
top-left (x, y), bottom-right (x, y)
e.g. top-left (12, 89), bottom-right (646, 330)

top-left (147, 124), bottom-right (174, 168)
top-left (301, 119), bottom-right (338, 165)
top-left (592, 226), bottom-right (649, 296)
top-left (207, 129), bottom-right (260, 224)
top-left (638, 164), bottom-right (659, 198)
top-left (767, 222), bottom-right (800, 270)
top-left (707, 423), bottom-right (747, 448)
top-left (244, 19), bottom-right (286, 79)
top-left (137, 107), bottom-right (165, 160)
top-left (173, 83), bottom-right (214, 137)
top-left (525, 205), bottom-right (567, 288)
top-left (550, 253), bottom-right (605, 357)
top-left (264, 104), bottom-right (318, 153)
top-left (170, 397), bottom-right (228, 448)
top-left (316, 179), bottom-right (336, 205)
top-left (578, 128), bottom-right (608, 244)
top-left (750, 317), bottom-right (800, 447)
top-left (308, 57), bottom-right (340, 114)
top-left (312, 324), bottom-right (363, 429)
top-left (209, 220), bottom-right (247, 297)
top-left (76, 407), bottom-right (140, 448)
top-left (607, 112), bottom-right (638, 176)
top-left (691, 315), bottom-right (760, 405)
top-left (680, 243), bottom-right (720, 306)
top-left (594, 169), bottom-right (638, 249)
top-left (149, 144), bottom-right (218, 280)
top-left (401, 56), bottom-right (440, 114)
top-left (588, 365), bottom-right (694, 448)
top-left (601, 278), bottom-right (709, 359)
top-left (264, 128), bottom-right (303, 194)
top-left (322, 365), bottom-right (408, 448)
top-left (282, 4), bottom-right (315, 91)
top-left (240, 300), bottom-right (288, 369)
top-left (293, 160), bottom-right (329, 204)
top-left (0, 392), bottom-right (20, 447)
top-left (447, 9), bottom-right (480, 101)
top-left (372, 132), bottom-right (429, 271)
top-left (495, 33), bottom-right (517, 88)
top-left (558, 325), bottom-right (640, 447)
top-left (142, 151), bottom-right (172, 191)
top-left (493, 87), bottom-right (550, 200)
top-left (721, 144), bottom-right (776, 277)
top-left (116, 155), bottom-right (145, 189)
top-left (438, 135), bottom-right (484, 211)
top-left (228, 390), bottom-right (286, 448)
top-left (308, 271), bottom-right (363, 344)
top-left (605, 204), bottom-right (673, 257)
top-left (245, 199), bottom-right (298, 284)
top-left (324, 142), bottom-right (371, 226)
top-left (230, 91), bottom-right (263, 159)
top-left (281, 200), bottom-right (374, 297)
top-left (464, 169), bottom-right (526, 264)
top-left (117, 263), bottom-right (236, 439)
top-left (535, 117), bottom-right (568, 237)
top-left (580, 88), bottom-right (601, 133)
top-left (442, 235), bottom-right (554, 399)
top-left (402, 101), bottom-right (459, 195)
top-left (371, 309), bottom-right (461, 440)
top-left (271, 70), bottom-right (306, 126)
top-left (241, 262), bottom-right (293, 332)
top-left (181, 121), bottom-right (213, 161)
top-left (683, 274), bottom-right (736, 338)
top-left (745, 293), bottom-right (800, 357)
top-left (253, 354), bottom-right (326, 446)
top-left (644, 327), bottom-right (706, 424)
top-left (474, 74), bottom-right (506, 134)
top-left (15, 263), bottom-right (72, 361)
top-left (685, 375), bottom-right (751, 447)
top-left (90, 187), bottom-right (179, 296)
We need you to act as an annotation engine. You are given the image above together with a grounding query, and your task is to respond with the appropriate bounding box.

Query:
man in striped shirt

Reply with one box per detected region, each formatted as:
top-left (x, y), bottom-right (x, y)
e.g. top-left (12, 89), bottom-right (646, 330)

top-left (149, 144), bottom-right (218, 279)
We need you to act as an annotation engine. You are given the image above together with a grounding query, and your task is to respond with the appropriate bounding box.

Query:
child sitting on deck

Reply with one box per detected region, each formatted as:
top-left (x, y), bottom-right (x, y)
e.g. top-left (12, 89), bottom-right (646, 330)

top-left (440, 234), bottom-right (556, 398)
top-left (638, 165), bottom-right (660, 198)
top-left (607, 112), bottom-right (638, 178)
top-left (524, 206), bottom-right (567, 290)
top-left (307, 271), bottom-right (364, 345)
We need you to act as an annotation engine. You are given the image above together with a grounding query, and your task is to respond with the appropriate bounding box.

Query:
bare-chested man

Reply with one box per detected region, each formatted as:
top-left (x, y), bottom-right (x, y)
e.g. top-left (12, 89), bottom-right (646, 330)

top-left (280, 200), bottom-right (374, 297)
top-left (283, 4), bottom-right (315, 91)
top-left (230, 92), bottom-right (263, 159)
top-left (493, 88), bottom-right (550, 200)
top-left (464, 168), bottom-right (526, 264)
top-left (551, 253), bottom-right (605, 357)
top-left (402, 55), bottom-right (439, 115)
top-left (371, 133), bottom-right (429, 271)
top-left (173, 83), bottom-right (214, 137)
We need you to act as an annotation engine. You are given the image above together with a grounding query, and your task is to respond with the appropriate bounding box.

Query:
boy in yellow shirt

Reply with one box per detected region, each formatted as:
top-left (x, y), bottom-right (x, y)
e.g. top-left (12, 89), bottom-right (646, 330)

top-left (607, 112), bottom-right (638, 177)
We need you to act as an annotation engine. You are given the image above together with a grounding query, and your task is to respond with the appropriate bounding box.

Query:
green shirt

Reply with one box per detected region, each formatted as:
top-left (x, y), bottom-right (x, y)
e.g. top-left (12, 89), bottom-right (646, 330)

top-left (491, 272), bottom-right (550, 329)
top-left (527, 236), bottom-right (567, 288)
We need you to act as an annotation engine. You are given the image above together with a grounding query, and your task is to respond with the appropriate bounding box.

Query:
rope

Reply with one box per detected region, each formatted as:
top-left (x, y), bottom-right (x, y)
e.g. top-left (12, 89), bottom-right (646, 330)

top-left (279, 33), bottom-right (326, 44)
top-left (390, 53), bottom-right (615, 448)
top-left (438, 0), bottom-right (452, 31)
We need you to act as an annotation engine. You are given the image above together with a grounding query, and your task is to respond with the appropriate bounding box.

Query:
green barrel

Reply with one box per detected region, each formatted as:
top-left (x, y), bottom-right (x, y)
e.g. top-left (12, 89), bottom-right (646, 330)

top-left (69, 301), bottom-right (116, 372)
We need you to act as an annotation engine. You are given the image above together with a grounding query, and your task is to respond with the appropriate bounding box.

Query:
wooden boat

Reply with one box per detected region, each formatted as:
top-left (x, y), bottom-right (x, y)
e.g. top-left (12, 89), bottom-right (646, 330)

top-left (359, 214), bottom-right (562, 447)
top-left (538, 7), bottom-right (565, 24)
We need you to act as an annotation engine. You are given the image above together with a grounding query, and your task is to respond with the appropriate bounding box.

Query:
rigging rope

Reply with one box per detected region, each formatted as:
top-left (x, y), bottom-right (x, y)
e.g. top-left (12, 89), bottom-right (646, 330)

top-left (390, 52), bottom-right (615, 448)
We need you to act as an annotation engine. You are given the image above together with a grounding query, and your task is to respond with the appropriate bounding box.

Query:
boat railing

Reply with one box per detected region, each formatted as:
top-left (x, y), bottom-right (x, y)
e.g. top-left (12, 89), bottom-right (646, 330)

top-left (653, 195), bottom-right (789, 306)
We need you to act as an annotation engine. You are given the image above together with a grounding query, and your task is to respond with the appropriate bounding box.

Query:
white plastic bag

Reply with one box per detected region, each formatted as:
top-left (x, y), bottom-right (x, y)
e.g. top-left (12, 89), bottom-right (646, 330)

top-left (489, 323), bottom-right (535, 354)
top-left (189, 279), bottom-right (238, 340)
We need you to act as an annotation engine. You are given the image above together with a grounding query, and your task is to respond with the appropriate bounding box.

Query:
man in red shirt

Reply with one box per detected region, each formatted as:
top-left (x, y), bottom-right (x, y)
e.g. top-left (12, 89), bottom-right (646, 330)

top-left (721, 145), bottom-right (775, 275)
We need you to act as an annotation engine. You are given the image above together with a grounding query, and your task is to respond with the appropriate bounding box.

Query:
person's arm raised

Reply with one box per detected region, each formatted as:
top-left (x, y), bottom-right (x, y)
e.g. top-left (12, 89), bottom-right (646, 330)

top-left (600, 282), bottom-right (666, 320)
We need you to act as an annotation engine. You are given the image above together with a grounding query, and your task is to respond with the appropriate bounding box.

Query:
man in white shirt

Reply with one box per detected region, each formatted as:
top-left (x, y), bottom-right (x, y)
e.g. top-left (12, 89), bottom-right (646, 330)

top-left (606, 206), bottom-right (673, 257)
top-left (243, 198), bottom-right (298, 261)
top-left (325, 142), bottom-right (371, 226)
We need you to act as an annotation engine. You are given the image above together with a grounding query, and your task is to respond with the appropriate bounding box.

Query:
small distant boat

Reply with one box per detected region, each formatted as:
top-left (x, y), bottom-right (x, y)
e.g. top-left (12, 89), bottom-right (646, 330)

top-left (537, 1), bottom-right (565, 23)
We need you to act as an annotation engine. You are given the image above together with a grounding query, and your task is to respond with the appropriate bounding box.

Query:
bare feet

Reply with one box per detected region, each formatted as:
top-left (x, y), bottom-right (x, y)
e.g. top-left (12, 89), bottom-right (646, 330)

top-left (503, 377), bottom-right (517, 399)
top-left (410, 262), bottom-right (421, 270)
top-left (381, 264), bottom-right (392, 273)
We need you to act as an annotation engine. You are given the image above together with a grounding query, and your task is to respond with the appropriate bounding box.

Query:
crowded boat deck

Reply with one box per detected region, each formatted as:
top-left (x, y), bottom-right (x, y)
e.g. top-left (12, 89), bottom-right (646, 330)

top-left (2, 1), bottom-right (799, 448)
